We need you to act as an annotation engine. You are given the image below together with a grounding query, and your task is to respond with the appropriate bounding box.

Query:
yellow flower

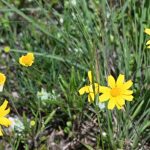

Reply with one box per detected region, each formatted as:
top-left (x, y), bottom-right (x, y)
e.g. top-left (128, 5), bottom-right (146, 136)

top-left (0, 100), bottom-right (12, 136)
top-left (4, 46), bottom-right (10, 53)
top-left (144, 28), bottom-right (150, 48)
top-left (99, 74), bottom-right (133, 110)
top-left (79, 71), bottom-right (100, 102)
top-left (19, 52), bottom-right (34, 67)
top-left (30, 120), bottom-right (35, 127)
top-left (0, 73), bottom-right (6, 85)
top-left (0, 73), bottom-right (6, 92)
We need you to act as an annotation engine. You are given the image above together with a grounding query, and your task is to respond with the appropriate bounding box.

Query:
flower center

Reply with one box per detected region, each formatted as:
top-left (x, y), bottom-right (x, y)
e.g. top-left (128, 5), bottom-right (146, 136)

top-left (110, 87), bottom-right (120, 97)
top-left (22, 56), bottom-right (32, 65)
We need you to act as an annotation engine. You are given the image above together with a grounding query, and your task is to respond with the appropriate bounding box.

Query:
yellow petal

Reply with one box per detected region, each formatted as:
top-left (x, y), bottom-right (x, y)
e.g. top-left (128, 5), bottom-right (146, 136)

top-left (99, 86), bottom-right (111, 93)
top-left (93, 83), bottom-right (101, 94)
top-left (19, 56), bottom-right (23, 64)
top-left (122, 80), bottom-right (133, 90)
top-left (88, 71), bottom-right (92, 83)
top-left (116, 74), bottom-right (124, 87)
top-left (89, 83), bottom-right (101, 94)
top-left (117, 97), bottom-right (125, 106)
top-left (27, 53), bottom-right (34, 60)
top-left (0, 108), bottom-right (10, 117)
top-left (146, 40), bottom-right (150, 45)
top-left (108, 98), bottom-right (116, 110)
top-left (122, 95), bottom-right (133, 101)
top-left (116, 103), bottom-right (123, 110)
top-left (99, 93), bottom-right (110, 102)
top-left (122, 90), bottom-right (133, 95)
top-left (0, 100), bottom-right (8, 111)
top-left (94, 83), bottom-right (100, 86)
top-left (79, 86), bottom-right (89, 95)
top-left (0, 117), bottom-right (12, 127)
top-left (108, 75), bottom-right (116, 88)
top-left (147, 45), bottom-right (150, 48)
top-left (88, 85), bottom-right (94, 93)
top-left (0, 73), bottom-right (6, 85)
top-left (144, 28), bottom-right (150, 35)
top-left (88, 93), bottom-right (94, 102)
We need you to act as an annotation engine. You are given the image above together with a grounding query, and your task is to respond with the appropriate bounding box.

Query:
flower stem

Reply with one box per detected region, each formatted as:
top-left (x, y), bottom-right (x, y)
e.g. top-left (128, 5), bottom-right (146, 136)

top-left (95, 103), bottom-right (105, 150)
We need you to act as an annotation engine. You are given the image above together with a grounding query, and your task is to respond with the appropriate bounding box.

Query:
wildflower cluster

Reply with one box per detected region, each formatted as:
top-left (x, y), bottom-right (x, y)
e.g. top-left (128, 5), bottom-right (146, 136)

top-left (79, 71), bottom-right (133, 110)
top-left (0, 51), bottom-right (34, 136)
top-left (79, 28), bottom-right (150, 109)
top-left (79, 71), bottom-right (101, 103)
top-left (0, 27), bottom-right (149, 137)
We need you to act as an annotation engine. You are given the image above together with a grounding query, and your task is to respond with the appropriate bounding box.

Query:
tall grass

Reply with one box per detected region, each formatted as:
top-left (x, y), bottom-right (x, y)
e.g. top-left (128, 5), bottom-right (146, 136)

top-left (0, 0), bottom-right (149, 149)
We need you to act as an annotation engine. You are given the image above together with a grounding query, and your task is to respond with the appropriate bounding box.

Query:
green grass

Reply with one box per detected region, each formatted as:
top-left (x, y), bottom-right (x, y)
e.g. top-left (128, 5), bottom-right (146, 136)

top-left (0, 0), bottom-right (149, 149)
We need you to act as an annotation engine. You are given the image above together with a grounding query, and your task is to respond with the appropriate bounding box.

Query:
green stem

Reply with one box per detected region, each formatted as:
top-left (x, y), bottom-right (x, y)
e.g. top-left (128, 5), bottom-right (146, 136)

top-left (95, 103), bottom-right (105, 150)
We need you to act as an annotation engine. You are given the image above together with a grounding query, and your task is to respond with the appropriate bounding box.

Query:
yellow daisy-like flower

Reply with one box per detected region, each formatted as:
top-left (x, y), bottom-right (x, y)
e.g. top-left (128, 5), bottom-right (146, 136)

top-left (0, 73), bottom-right (6, 92)
top-left (99, 74), bottom-right (133, 110)
top-left (79, 71), bottom-right (100, 103)
top-left (19, 52), bottom-right (34, 67)
top-left (0, 73), bottom-right (6, 85)
top-left (144, 28), bottom-right (150, 48)
top-left (0, 100), bottom-right (12, 136)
